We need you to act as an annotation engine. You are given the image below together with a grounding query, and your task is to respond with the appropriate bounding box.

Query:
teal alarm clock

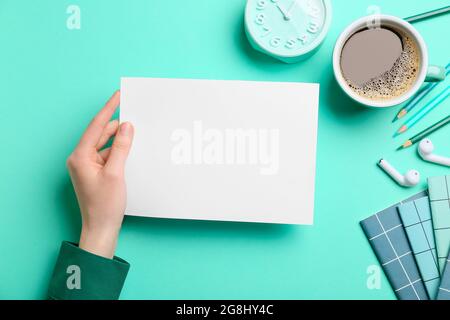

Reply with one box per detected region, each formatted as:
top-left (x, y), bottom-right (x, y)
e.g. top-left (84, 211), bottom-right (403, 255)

top-left (245, 0), bottom-right (332, 63)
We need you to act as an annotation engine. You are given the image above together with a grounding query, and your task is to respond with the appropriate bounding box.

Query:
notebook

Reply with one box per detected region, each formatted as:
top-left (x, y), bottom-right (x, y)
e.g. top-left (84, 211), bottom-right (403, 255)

top-left (360, 191), bottom-right (429, 300)
top-left (397, 196), bottom-right (440, 299)
top-left (428, 175), bottom-right (450, 273)
top-left (120, 77), bottom-right (319, 224)
top-left (437, 254), bottom-right (450, 300)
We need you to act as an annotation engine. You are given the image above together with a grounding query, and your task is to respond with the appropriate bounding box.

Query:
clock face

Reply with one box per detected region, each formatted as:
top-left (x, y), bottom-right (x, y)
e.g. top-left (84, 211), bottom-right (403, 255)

top-left (245, 0), bottom-right (330, 59)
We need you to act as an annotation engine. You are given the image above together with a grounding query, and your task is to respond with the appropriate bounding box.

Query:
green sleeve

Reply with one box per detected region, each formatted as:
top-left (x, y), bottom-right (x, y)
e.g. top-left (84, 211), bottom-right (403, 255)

top-left (47, 241), bottom-right (130, 300)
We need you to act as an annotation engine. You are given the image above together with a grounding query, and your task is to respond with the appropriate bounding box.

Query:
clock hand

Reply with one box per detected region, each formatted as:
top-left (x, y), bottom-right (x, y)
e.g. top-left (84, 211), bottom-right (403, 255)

top-left (276, 3), bottom-right (291, 20)
top-left (286, 16), bottom-right (307, 43)
top-left (289, 18), bottom-right (301, 36)
top-left (286, 0), bottom-right (298, 16)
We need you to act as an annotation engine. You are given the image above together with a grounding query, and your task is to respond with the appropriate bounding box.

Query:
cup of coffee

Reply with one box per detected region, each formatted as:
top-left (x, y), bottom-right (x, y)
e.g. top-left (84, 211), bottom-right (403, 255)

top-left (333, 14), bottom-right (445, 108)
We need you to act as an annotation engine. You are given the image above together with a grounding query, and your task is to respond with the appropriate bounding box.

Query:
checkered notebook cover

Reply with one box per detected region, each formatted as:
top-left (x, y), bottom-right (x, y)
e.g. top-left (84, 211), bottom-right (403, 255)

top-left (437, 255), bottom-right (450, 300)
top-left (398, 196), bottom-right (440, 299)
top-left (360, 191), bottom-right (429, 300)
top-left (428, 175), bottom-right (450, 273)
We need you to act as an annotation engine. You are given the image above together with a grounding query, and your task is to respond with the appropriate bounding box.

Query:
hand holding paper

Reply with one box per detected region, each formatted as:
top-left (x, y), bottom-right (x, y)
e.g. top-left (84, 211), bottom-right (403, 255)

top-left (67, 91), bottom-right (134, 258)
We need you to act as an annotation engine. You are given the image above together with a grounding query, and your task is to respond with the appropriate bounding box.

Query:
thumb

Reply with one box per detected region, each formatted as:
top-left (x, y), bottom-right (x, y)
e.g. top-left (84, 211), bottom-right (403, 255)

top-left (105, 122), bottom-right (134, 174)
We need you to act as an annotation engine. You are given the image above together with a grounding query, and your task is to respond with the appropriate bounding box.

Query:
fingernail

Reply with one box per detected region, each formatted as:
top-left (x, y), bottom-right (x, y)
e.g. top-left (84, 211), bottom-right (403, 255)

top-left (120, 122), bottom-right (132, 136)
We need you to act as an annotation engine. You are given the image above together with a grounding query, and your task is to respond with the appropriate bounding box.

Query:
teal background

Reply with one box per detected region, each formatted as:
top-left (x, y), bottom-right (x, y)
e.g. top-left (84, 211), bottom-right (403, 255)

top-left (0, 0), bottom-right (449, 299)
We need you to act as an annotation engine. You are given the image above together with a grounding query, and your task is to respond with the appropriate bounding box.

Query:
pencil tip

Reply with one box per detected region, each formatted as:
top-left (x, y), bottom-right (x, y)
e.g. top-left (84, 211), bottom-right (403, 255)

top-left (396, 140), bottom-right (412, 150)
top-left (392, 109), bottom-right (407, 123)
top-left (394, 125), bottom-right (407, 137)
top-left (403, 140), bottom-right (412, 149)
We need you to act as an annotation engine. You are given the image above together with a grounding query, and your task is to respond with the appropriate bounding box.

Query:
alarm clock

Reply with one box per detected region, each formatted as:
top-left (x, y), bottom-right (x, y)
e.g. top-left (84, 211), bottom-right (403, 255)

top-left (245, 0), bottom-right (332, 63)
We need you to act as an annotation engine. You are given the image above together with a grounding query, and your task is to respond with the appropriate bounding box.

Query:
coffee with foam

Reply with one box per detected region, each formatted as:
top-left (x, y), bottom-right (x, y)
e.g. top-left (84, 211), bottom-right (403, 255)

top-left (340, 27), bottom-right (420, 101)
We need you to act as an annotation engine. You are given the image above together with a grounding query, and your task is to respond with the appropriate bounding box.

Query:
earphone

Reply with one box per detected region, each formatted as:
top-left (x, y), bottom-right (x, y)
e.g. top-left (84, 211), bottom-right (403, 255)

top-left (378, 159), bottom-right (420, 187)
top-left (418, 138), bottom-right (450, 166)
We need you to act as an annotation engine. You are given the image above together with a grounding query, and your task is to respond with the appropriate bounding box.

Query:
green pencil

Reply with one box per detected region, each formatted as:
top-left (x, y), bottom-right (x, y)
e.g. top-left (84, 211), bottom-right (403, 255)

top-left (397, 114), bottom-right (450, 150)
top-left (404, 5), bottom-right (450, 23)
top-left (394, 85), bottom-right (450, 136)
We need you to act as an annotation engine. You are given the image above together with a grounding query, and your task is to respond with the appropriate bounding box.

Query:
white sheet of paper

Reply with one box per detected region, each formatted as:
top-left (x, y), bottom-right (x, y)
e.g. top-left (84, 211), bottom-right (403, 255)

top-left (120, 77), bottom-right (319, 224)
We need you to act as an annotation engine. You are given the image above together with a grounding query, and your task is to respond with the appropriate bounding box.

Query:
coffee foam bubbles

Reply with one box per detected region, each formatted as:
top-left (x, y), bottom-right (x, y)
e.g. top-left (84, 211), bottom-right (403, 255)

top-left (346, 34), bottom-right (419, 101)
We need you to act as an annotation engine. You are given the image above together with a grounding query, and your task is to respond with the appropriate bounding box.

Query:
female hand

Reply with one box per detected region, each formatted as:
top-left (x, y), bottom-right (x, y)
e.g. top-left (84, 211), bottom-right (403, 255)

top-left (66, 91), bottom-right (134, 258)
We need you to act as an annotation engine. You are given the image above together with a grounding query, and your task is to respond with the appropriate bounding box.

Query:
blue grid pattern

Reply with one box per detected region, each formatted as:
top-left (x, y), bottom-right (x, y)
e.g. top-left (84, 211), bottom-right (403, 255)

top-left (437, 256), bottom-right (450, 300)
top-left (397, 196), bottom-right (440, 299)
top-left (428, 175), bottom-right (450, 273)
top-left (361, 191), bottom-right (429, 300)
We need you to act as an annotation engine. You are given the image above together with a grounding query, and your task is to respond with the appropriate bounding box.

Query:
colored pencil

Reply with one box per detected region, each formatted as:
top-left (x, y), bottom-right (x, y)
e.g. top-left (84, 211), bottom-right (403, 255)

top-left (397, 114), bottom-right (450, 150)
top-left (394, 85), bottom-right (450, 136)
top-left (392, 63), bottom-right (449, 123)
top-left (404, 5), bottom-right (450, 23)
top-left (392, 83), bottom-right (433, 122)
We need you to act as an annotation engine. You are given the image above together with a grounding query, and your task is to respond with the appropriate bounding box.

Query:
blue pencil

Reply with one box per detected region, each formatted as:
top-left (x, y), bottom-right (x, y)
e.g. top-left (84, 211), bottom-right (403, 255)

top-left (392, 63), bottom-right (450, 122)
top-left (395, 85), bottom-right (450, 136)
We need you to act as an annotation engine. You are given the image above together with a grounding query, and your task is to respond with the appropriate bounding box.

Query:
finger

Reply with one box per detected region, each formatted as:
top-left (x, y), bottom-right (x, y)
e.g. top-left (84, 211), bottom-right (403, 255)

top-left (96, 120), bottom-right (119, 150)
top-left (99, 148), bottom-right (111, 162)
top-left (104, 122), bottom-right (134, 174)
top-left (77, 91), bottom-right (121, 150)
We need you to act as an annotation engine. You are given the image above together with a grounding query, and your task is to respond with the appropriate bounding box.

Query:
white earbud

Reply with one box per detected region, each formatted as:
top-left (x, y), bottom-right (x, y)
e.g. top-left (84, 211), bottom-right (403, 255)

top-left (378, 159), bottom-right (420, 187)
top-left (418, 138), bottom-right (450, 166)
